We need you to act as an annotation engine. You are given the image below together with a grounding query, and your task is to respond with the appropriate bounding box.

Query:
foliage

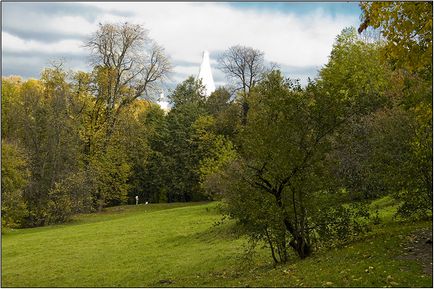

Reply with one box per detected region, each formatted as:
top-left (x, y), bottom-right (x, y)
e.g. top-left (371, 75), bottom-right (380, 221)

top-left (163, 101), bottom-right (207, 202)
top-left (319, 27), bottom-right (392, 113)
top-left (359, 2), bottom-right (432, 77)
top-left (89, 144), bottom-right (131, 209)
top-left (46, 182), bottom-right (74, 225)
top-left (192, 115), bottom-right (238, 199)
top-left (1, 141), bottom-right (29, 229)
top-left (1, 68), bottom-right (84, 227)
top-left (358, 3), bottom-right (433, 218)
top-left (204, 87), bottom-right (241, 140)
top-left (1, 76), bottom-right (23, 140)
top-left (113, 99), bottom-right (153, 203)
top-left (169, 76), bottom-right (207, 107)
top-left (137, 104), bottom-right (170, 203)
top-left (222, 67), bottom-right (374, 261)
top-left (1, 15), bottom-right (431, 260)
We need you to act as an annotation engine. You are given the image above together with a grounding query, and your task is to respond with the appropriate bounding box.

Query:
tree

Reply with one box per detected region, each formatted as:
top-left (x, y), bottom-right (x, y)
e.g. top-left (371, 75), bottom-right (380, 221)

top-left (204, 87), bottom-right (241, 142)
top-left (223, 70), bottom-right (370, 261)
top-left (318, 27), bottom-right (394, 200)
top-left (217, 45), bottom-right (272, 122)
top-left (86, 22), bottom-right (172, 105)
top-left (217, 45), bottom-right (267, 95)
top-left (137, 103), bottom-right (170, 203)
top-left (163, 104), bottom-right (206, 202)
top-left (84, 22), bottom-right (171, 150)
top-left (221, 27), bottom-right (396, 261)
top-left (1, 141), bottom-right (29, 229)
top-left (192, 115), bottom-right (238, 199)
top-left (169, 76), bottom-right (206, 107)
top-left (204, 87), bottom-right (231, 116)
top-left (78, 23), bottom-right (172, 209)
top-left (359, 2), bottom-right (432, 77)
top-left (1, 76), bottom-right (23, 141)
top-left (10, 67), bottom-right (83, 226)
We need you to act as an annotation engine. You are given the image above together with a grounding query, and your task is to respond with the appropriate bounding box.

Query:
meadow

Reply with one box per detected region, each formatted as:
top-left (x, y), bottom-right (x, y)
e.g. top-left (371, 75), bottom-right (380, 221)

top-left (2, 200), bottom-right (432, 287)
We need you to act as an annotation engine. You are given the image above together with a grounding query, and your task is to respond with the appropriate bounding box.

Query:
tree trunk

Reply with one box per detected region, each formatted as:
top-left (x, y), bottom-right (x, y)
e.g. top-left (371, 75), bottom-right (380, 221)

top-left (265, 229), bottom-right (279, 264)
top-left (241, 101), bottom-right (249, 125)
top-left (289, 236), bottom-right (312, 259)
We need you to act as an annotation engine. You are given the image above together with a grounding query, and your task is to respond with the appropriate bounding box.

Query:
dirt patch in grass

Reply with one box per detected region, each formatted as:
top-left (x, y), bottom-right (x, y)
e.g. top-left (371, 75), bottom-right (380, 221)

top-left (398, 227), bottom-right (433, 276)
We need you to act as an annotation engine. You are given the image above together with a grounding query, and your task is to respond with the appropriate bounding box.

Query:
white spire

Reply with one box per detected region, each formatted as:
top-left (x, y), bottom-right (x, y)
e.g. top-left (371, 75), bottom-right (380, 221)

top-left (197, 50), bottom-right (216, 97)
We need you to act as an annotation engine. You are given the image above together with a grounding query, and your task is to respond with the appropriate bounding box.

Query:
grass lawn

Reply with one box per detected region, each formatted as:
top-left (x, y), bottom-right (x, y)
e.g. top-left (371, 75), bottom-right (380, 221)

top-left (2, 200), bottom-right (432, 287)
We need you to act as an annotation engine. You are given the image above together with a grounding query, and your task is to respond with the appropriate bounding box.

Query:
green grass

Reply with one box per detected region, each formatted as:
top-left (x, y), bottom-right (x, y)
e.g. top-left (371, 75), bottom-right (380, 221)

top-left (369, 195), bottom-right (400, 222)
top-left (2, 201), bottom-right (432, 287)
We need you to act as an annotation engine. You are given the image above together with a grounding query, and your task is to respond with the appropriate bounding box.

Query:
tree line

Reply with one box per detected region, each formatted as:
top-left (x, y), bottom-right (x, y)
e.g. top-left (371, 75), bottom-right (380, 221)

top-left (2, 2), bottom-right (432, 262)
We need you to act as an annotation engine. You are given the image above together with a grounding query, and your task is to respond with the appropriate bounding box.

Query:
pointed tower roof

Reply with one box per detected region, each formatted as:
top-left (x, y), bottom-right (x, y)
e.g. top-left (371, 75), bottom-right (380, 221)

top-left (197, 50), bottom-right (216, 97)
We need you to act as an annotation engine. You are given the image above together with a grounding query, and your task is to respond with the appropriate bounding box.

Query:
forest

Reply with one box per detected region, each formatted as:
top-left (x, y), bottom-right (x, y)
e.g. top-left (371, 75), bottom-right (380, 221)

top-left (1, 2), bottom-right (432, 265)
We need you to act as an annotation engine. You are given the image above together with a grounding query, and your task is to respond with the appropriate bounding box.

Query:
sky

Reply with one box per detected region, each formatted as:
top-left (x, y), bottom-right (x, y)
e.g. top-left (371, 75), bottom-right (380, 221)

top-left (2, 2), bottom-right (361, 106)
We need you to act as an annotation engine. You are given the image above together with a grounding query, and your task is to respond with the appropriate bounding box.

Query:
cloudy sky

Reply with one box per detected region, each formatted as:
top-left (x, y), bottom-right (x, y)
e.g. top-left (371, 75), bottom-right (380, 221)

top-left (2, 2), bottom-right (361, 103)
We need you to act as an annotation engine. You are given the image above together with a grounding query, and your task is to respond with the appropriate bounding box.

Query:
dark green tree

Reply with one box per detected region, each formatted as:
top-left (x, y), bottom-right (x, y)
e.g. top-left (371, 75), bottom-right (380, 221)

top-left (223, 69), bottom-right (371, 261)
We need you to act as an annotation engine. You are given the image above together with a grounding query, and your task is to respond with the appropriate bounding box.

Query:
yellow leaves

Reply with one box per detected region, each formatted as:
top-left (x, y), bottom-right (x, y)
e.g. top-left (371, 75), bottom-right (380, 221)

top-left (361, 2), bottom-right (432, 73)
top-left (125, 98), bottom-right (152, 120)
top-left (22, 79), bottom-right (44, 95)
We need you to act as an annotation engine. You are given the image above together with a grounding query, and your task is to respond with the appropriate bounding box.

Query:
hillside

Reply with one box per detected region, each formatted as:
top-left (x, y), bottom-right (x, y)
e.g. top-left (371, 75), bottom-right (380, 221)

top-left (2, 201), bottom-right (432, 287)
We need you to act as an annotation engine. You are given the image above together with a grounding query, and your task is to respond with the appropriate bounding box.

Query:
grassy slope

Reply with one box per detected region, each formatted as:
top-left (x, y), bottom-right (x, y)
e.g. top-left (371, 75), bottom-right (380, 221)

top-left (2, 200), bottom-right (432, 287)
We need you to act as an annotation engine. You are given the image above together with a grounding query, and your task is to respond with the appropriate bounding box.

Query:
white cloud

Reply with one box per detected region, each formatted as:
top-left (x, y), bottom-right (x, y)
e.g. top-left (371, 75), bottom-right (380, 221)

top-left (83, 2), bottom-right (357, 67)
top-left (3, 2), bottom-right (359, 84)
top-left (2, 32), bottom-right (86, 55)
top-left (173, 65), bottom-right (200, 78)
top-left (3, 7), bottom-right (95, 39)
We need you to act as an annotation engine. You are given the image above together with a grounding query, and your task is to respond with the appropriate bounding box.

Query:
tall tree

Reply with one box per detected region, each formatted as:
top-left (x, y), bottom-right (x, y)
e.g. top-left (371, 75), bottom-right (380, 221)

top-left (138, 104), bottom-right (170, 203)
top-left (85, 22), bottom-right (172, 145)
top-left (79, 23), bottom-right (172, 209)
top-left (217, 45), bottom-right (271, 123)
top-left (222, 28), bottom-right (394, 261)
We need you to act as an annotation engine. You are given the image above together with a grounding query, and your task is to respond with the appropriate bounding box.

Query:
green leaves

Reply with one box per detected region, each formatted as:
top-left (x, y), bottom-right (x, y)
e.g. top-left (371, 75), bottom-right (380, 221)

top-left (359, 2), bottom-right (433, 76)
top-left (1, 140), bottom-right (29, 228)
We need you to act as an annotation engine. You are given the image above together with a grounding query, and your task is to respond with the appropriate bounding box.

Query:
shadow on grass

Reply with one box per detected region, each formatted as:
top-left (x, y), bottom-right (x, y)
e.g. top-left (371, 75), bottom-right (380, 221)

top-left (163, 220), bottom-right (242, 246)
